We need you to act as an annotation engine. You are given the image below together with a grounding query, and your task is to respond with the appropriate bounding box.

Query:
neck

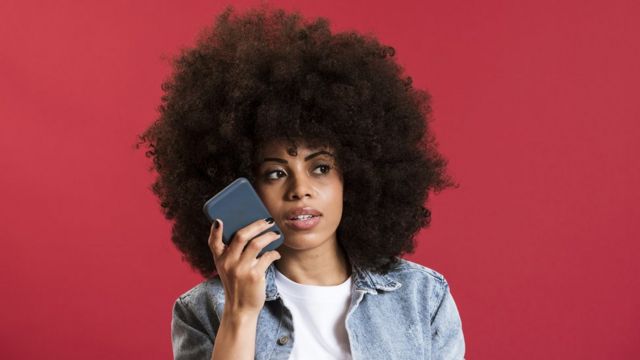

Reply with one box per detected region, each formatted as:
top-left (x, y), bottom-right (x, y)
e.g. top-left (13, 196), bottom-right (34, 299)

top-left (274, 238), bottom-right (351, 286)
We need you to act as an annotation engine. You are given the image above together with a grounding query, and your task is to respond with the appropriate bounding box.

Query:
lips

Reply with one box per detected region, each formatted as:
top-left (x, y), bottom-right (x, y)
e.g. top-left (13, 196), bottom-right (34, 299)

top-left (284, 207), bottom-right (322, 231)
top-left (286, 207), bottom-right (322, 220)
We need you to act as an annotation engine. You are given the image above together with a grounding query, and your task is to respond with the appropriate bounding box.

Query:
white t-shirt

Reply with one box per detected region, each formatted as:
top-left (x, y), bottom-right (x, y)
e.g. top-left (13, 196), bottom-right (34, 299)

top-left (274, 268), bottom-right (353, 360)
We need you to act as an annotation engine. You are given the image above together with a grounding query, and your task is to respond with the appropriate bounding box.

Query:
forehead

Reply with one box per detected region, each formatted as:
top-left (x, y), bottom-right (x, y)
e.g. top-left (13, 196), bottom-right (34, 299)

top-left (258, 139), bottom-right (333, 157)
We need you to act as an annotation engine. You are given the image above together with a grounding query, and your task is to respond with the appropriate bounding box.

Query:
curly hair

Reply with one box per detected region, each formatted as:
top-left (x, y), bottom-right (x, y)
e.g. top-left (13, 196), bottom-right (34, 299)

top-left (136, 5), bottom-right (458, 278)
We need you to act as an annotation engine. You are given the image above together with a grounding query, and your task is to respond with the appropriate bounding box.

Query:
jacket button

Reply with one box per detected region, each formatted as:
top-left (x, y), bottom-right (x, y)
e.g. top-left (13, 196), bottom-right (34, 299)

top-left (277, 335), bottom-right (289, 345)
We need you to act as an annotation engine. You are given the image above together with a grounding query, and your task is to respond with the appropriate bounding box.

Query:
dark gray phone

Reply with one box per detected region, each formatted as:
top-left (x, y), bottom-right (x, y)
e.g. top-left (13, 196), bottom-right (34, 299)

top-left (202, 177), bottom-right (284, 257)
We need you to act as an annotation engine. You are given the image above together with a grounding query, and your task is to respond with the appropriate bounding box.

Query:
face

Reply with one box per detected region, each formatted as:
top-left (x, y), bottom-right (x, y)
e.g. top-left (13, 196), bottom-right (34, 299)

top-left (254, 140), bottom-right (343, 254)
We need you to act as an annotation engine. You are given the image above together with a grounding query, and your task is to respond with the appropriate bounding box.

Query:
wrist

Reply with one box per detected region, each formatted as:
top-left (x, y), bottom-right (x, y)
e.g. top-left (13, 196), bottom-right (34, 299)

top-left (221, 307), bottom-right (260, 328)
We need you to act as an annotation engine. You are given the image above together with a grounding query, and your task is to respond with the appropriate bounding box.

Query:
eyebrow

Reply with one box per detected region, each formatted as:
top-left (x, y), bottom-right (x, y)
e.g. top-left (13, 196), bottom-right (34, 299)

top-left (261, 150), bottom-right (335, 164)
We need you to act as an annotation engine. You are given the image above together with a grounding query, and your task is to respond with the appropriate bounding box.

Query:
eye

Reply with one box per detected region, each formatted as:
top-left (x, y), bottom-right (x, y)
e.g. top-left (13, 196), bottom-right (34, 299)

top-left (313, 164), bottom-right (332, 175)
top-left (265, 169), bottom-right (287, 180)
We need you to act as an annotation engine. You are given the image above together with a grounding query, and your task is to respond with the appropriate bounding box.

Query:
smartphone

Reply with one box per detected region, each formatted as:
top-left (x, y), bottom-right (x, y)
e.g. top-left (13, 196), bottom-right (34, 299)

top-left (202, 177), bottom-right (284, 257)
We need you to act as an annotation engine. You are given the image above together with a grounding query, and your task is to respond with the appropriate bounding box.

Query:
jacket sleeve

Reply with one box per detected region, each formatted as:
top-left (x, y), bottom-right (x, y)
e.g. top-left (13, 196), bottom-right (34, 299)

top-left (171, 296), bottom-right (214, 360)
top-left (430, 281), bottom-right (465, 360)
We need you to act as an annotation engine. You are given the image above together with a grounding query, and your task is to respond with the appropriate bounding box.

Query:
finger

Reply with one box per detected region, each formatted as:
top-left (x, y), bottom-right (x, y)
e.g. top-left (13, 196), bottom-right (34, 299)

top-left (208, 219), bottom-right (225, 259)
top-left (239, 230), bottom-right (281, 263)
top-left (226, 217), bottom-right (276, 260)
top-left (254, 250), bottom-right (281, 274)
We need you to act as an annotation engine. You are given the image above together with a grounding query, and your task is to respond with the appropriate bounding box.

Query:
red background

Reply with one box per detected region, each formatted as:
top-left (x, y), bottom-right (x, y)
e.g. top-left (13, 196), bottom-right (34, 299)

top-left (1, 0), bottom-right (638, 358)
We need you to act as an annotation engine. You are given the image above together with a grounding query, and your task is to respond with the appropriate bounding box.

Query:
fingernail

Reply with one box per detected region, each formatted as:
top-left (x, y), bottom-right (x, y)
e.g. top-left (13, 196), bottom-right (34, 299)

top-left (265, 217), bottom-right (274, 224)
top-left (214, 219), bottom-right (221, 229)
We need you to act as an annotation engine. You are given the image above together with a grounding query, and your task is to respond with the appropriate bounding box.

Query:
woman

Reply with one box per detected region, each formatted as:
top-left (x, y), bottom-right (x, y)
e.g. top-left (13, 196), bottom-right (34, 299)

top-left (138, 5), bottom-right (465, 359)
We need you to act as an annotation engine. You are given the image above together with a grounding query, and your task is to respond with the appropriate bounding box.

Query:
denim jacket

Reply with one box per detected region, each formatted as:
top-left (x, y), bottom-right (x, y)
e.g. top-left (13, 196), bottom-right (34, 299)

top-left (171, 258), bottom-right (465, 359)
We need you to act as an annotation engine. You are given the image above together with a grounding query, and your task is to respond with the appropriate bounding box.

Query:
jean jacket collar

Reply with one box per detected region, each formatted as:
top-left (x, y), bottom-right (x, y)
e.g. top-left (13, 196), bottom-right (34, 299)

top-left (264, 260), bottom-right (402, 301)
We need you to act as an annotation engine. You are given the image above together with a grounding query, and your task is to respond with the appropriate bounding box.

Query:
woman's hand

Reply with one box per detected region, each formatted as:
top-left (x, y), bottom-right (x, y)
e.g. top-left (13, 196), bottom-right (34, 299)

top-left (208, 218), bottom-right (282, 318)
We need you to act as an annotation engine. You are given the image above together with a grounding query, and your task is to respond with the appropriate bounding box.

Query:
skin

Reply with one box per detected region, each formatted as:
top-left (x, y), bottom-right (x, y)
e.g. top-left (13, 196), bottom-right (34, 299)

top-left (254, 139), bottom-right (351, 286)
top-left (207, 139), bottom-right (351, 360)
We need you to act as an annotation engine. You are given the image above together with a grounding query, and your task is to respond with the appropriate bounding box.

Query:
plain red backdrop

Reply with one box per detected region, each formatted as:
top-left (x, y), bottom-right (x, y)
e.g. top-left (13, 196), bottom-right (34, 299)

top-left (1, 0), bottom-right (638, 358)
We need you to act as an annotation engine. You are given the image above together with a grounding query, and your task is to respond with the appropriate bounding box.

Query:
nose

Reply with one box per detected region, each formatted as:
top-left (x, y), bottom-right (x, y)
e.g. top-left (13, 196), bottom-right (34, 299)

top-left (287, 173), bottom-right (313, 200)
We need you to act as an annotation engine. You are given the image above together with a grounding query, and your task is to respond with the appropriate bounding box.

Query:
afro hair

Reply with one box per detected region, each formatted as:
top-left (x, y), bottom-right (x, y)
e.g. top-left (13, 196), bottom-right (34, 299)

top-left (136, 5), bottom-right (458, 278)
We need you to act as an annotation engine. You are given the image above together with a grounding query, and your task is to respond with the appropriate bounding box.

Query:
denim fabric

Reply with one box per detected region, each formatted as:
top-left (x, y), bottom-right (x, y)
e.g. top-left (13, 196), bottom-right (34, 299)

top-left (171, 258), bottom-right (465, 359)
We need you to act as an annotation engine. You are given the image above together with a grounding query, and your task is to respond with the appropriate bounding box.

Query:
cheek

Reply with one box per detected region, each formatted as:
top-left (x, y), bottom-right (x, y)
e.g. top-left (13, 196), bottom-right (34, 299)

top-left (329, 184), bottom-right (344, 213)
top-left (256, 188), bottom-right (275, 208)
top-left (261, 194), bottom-right (277, 210)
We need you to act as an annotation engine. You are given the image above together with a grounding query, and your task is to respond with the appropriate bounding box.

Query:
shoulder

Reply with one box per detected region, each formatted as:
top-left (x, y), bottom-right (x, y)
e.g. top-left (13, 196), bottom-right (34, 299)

top-left (170, 277), bottom-right (226, 351)
top-left (172, 276), bottom-right (226, 330)
top-left (386, 262), bottom-right (465, 356)
top-left (175, 276), bottom-right (225, 308)
top-left (387, 257), bottom-right (449, 287)
top-left (384, 258), bottom-right (452, 312)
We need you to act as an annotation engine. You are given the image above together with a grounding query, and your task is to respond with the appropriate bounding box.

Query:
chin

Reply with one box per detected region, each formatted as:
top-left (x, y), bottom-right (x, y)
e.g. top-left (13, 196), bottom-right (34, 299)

top-left (280, 233), bottom-right (332, 251)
